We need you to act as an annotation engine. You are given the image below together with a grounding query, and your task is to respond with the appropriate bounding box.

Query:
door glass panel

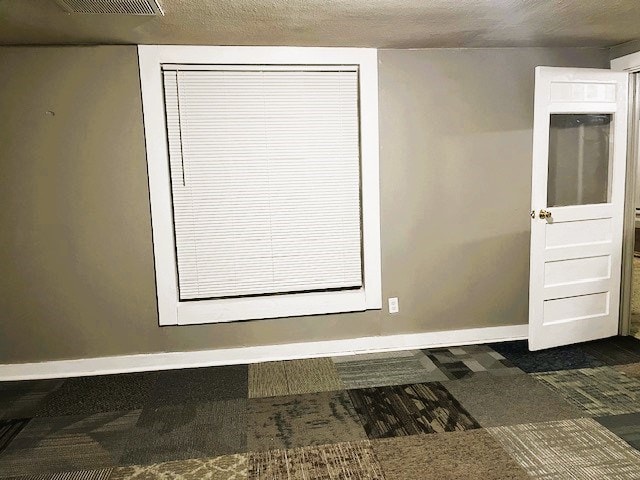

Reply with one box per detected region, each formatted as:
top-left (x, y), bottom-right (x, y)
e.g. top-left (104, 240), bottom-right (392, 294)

top-left (547, 114), bottom-right (612, 207)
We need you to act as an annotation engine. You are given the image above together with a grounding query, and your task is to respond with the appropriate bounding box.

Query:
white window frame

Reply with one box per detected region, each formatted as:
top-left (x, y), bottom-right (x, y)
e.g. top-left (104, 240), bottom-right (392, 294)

top-left (138, 45), bottom-right (382, 326)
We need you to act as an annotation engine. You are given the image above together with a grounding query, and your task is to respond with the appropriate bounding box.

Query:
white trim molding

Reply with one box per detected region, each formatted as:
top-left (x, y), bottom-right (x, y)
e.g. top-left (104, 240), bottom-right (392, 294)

top-left (611, 50), bottom-right (640, 73)
top-left (138, 45), bottom-right (382, 326)
top-left (0, 324), bottom-right (528, 381)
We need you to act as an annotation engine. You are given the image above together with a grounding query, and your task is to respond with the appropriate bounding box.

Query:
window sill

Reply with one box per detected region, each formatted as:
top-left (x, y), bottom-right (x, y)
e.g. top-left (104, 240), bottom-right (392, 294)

top-left (168, 288), bottom-right (379, 325)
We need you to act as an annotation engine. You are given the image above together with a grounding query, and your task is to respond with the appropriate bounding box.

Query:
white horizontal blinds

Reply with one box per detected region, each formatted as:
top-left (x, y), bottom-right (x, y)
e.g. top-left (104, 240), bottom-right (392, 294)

top-left (163, 71), bottom-right (200, 296)
top-left (162, 66), bottom-right (363, 300)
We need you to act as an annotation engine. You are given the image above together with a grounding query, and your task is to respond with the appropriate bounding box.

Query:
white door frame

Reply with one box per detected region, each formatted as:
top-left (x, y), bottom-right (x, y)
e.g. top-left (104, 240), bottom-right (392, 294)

top-left (611, 51), bottom-right (640, 336)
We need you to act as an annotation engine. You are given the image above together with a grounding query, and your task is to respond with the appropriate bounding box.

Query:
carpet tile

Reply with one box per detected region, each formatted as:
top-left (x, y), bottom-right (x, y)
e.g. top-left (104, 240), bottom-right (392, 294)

top-left (247, 390), bottom-right (366, 451)
top-left (596, 413), bottom-right (640, 451)
top-left (372, 430), bottom-right (530, 480)
top-left (333, 350), bottom-right (449, 389)
top-left (348, 382), bottom-right (480, 439)
top-left (5, 337), bottom-right (640, 478)
top-left (120, 400), bottom-right (247, 466)
top-left (249, 358), bottom-right (343, 398)
top-left (4, 470), bottom-right (113, 480)
top-left (0, 380), bottom-right (63, 420)
top-left (533, 366), bottom-right (640, 416)
top-left (489, 418), bottom-right (640, 479)
top-left (110, 454), bottom-right (248, 480)
top-left (487, 340), bottom-right (605, 372)
top-left (0, 419), bottom-right (30, 454)
top-left (149, 365), bottom-right (248, 406)
top-left (579, 336), bottom-right (640, 366)
top-left (0, 411), bottom-right (140, 478)
top-left (284, 359), bottom-right (344, 396)
top-left (615, 362), bottom-right (640, 379)
top-left (249, 362), bottom-right (288, 399)
top-left (422, 344), bottom-right (523, 379)
top-left (248, 441), bottom-right (384, 480)
top-left (443, 373), bottom-right (584, 427)
top-left (34, 373), bottom-right (157, 417)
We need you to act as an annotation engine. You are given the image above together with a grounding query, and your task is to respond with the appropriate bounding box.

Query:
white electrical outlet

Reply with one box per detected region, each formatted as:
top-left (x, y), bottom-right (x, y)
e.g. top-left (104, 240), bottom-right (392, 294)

top-left (388, 297), bottom-right (399, 314)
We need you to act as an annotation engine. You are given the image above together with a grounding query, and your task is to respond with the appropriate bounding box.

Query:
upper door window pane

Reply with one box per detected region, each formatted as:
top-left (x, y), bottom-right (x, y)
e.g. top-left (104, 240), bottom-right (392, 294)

top-left (547, 114), bottom-right (612, 207)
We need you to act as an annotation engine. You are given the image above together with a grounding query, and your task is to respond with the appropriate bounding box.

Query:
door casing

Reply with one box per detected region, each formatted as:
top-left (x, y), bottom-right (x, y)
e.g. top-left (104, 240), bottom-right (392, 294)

top-left (611, 52), bottom-right (640, 336)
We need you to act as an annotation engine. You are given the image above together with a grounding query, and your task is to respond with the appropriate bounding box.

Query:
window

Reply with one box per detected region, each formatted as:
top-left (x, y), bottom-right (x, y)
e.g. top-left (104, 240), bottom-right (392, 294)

top-left (139, 46), bottom-right (381, 325)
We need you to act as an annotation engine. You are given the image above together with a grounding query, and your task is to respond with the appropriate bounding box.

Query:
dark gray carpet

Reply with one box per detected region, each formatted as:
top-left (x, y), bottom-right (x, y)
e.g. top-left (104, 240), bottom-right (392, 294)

top-left (120, 399), bottom-right (247, 466)
top-left (149, 365), bottom-right (248, 406)
top-left (487, 340), bottom-right (605, 372)
top-left (0, 380), bottom-right (63, 420)
top-left (33, 373), bottom-right (158, 417)
top-left (0, 419), bottom-right (30, 454)
top-left (0, 411), bottom-right (140, 477)
top-left (580, 337), bottom-right (640, 366)
top-left (596, 413), bottom-right (640, 451)
top-left (443, 373), bottom-right (584, 427)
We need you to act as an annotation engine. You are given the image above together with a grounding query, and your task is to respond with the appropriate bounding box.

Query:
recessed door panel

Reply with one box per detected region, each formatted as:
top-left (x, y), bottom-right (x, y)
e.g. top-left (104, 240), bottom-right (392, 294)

top-left (549, 82), bottom-right (616, 103)
top-left (544, 255), bottom-right (611, 287)
top-left (543, 292), bottom-right (609, 325)
top-left (545, 218), bottom-right (612, 248)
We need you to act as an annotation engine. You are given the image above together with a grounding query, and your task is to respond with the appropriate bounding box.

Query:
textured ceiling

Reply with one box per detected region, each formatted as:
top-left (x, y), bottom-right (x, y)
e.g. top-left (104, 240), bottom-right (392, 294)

top-left (0, 0), bottom-right (639, 48)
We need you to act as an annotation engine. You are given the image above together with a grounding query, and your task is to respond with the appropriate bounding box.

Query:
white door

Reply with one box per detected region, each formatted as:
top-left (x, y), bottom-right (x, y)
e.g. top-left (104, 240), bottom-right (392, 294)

top-left (529, 66), bottom-right (629, 351)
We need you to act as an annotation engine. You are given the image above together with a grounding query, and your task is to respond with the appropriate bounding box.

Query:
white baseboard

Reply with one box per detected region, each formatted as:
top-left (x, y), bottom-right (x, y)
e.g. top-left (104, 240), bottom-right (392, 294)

top-left (0, 324), bottom-right (528, 381)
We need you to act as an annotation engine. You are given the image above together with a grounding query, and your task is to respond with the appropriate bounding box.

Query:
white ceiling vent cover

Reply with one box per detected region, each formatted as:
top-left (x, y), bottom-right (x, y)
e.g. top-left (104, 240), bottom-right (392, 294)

top-left (55, 0), bottom-right (164, 15)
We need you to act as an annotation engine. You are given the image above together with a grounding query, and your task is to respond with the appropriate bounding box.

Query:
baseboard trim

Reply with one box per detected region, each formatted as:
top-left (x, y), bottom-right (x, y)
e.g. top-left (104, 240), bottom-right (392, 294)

top-left (0, 324), bottom-right (528, 381)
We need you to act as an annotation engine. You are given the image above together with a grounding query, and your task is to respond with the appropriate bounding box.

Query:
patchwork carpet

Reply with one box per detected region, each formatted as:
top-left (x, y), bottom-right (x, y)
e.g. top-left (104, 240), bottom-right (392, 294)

top-left (112, 455), bottom-right (248, 480)
top-left (0, 379), bottom-right (63, 420)
top-left (332, 350), bottom-right (448, 388)
top-left (487, 340), bottom-right (605, 372)
top-left (249, 359), bottom-right (343, 398)
top-left (533, 366), bottom-right (640, 416)
top-left (442, 373), bottom-right (584, 427)
top-left (422, 344), bottom-right (523, 379)
top-left (596, 413), bottom-right (640, 451)
top-left (249, 441), bottom-right (383, 480)
top-left (1, 337), bottom-right (640, 479)
top-left (489, 418), bottom-right (640, 479)
top-left (0, 411), bottom-right (140, 476)
top-left (248, 390), bottom-right (366, 451)
top-left (372, 430), bottom-right (530, 480)
top-left (121, 400), bottom-right (247, 465)
top-left (348, 382), bottom-right (479, 438)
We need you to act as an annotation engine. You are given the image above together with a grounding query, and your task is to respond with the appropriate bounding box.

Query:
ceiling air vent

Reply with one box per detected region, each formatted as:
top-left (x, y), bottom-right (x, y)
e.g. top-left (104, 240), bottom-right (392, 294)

top-left (55, 0), bottom-right (164, 15)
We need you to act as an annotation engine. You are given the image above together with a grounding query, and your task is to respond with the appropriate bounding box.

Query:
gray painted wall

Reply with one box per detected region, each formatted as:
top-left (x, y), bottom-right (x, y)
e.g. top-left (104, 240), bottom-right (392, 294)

top-left (0, 46), bottom-right (609, 364)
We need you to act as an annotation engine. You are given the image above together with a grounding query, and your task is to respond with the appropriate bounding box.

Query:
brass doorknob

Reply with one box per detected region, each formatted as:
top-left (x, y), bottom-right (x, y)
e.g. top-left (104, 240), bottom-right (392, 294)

top-left (539, 209), bottom-right (552, 219)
